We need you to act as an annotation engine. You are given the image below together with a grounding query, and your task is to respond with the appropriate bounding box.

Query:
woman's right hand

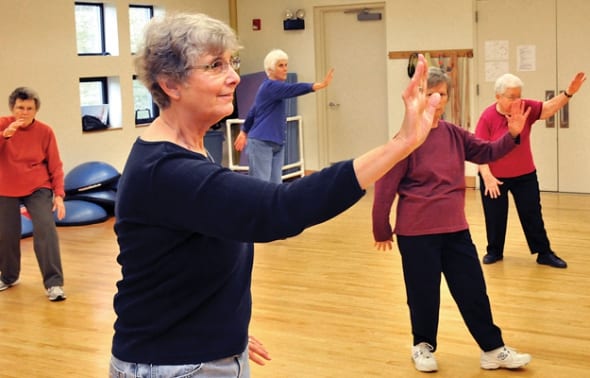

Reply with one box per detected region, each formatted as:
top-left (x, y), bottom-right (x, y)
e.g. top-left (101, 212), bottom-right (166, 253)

top-left (2, 119), bottom-right (25, 138)
top-left (482, 174), bottom-right (502, 199)
top-left (374, 240), bottom-right (393, 251)
top-left (234, 131), bottom-right (247, 151)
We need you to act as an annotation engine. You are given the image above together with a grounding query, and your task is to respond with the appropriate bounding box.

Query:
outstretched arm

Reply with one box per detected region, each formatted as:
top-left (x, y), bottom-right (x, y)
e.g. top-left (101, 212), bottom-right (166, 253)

top-left (353, 54), bottom-right (440, 190)
top-left (540, 71), bottom-right (586, 119)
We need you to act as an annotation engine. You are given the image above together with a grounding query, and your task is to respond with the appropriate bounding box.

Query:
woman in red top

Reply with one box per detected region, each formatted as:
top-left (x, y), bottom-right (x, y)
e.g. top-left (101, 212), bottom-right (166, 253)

top-left (476, 72), bottom-right (586, 268)
top-left (0, 87), bottom-right (66, 301)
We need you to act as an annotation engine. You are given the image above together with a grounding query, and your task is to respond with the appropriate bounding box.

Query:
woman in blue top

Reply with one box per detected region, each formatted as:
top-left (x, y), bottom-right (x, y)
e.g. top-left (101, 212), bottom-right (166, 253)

top-left (234, 49), bottom-right (334, 183)
top-left (110, 12), bottom-right (439, 378)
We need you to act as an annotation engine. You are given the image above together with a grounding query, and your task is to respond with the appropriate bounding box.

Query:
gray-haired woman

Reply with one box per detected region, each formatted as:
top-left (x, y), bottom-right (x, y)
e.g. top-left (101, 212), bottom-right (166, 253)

top-left (110, 12), bottom-right (438, 377)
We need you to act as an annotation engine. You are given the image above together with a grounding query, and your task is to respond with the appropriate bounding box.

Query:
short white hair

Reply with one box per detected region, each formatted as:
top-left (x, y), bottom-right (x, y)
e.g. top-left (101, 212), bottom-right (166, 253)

top-left (494, 73), bottom-right (524, 95)
top-left (263, 49), bottom-right (288, 76)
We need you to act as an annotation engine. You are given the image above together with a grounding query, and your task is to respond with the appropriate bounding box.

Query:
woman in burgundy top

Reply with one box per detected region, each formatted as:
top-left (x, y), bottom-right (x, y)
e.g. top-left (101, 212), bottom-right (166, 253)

top-left (372, 67), bottom-right (530, 373)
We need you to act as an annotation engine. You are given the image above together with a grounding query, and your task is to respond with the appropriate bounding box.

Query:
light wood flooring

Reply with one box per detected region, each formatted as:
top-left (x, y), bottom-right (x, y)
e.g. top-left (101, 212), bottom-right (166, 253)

top-left (1, 188), bottom-right (589, 377)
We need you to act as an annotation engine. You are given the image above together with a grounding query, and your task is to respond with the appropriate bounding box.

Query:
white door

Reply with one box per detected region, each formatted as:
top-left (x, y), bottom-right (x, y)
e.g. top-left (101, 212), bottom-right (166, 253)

top-left (555, 0), bottom-right (590, 193)
top-left (475, 0), bottom-right (590, 193)
top-left (316, 4), bottom-right (388, 165)
top-left (475, 0), bottom-right (557, 191)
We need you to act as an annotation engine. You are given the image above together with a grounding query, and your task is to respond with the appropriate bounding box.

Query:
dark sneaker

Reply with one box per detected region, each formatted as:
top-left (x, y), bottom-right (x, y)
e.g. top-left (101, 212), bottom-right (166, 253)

top-left (482, 253), bottom-right (503, 264)
top-left (536, 252), bottom-right (567, 268)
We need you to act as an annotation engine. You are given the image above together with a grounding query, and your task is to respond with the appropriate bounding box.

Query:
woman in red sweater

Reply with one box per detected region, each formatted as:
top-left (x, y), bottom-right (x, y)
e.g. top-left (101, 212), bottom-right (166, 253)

top-left (0, 87), bottom-right (66, 301)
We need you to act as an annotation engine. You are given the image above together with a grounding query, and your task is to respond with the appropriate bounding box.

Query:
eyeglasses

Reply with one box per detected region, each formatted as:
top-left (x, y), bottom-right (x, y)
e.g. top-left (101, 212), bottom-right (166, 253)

top-left (189, 56), bottom-right (240, 75)
top-left (501, 94), bottom-right (521, 101)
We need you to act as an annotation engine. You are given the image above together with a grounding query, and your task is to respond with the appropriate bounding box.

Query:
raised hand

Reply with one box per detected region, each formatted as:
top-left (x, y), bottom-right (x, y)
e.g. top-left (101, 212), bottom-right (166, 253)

top-left (506, 100), bottom-right (531, 137)
top-left (566, 72), bottom-right (587, 96)
top-left (398, 54), bottom-right (440, 150)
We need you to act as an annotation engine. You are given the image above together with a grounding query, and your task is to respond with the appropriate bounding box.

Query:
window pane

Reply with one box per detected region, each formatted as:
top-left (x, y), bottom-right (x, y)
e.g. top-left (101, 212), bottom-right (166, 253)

top-left (129, 6), bottom-right (153, 54)
top-left (133, 78), bottom-right (158, 124)
top-left (75, 4), bottom-right (103, 54)
top-left (79, 81), bottom-right (105, 105)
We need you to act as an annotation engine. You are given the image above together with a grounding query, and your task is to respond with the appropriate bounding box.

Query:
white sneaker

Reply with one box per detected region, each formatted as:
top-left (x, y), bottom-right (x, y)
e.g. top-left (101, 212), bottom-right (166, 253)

top-left (412, 342), bottom-right (438, 372)
top-left (0, 277), bottom-right (19, 291)
top-left (47, 286), bottom-right (67, 301)
top-left (481, 346), bottom-right (531, 369)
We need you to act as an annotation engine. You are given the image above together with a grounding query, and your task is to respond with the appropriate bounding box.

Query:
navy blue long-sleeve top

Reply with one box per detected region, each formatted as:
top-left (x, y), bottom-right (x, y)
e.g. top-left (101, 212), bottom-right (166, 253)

top-left (112, 138), bottom-right (364, 364)
top-left (241, 78), bottom-right (314, 144)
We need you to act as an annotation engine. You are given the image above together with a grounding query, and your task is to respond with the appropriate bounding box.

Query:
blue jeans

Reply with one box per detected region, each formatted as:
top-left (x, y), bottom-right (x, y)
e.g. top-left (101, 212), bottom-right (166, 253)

top-left (246, 138), bottom-right (284, 183)
top-left (109, 348), bottom-right (250, 378)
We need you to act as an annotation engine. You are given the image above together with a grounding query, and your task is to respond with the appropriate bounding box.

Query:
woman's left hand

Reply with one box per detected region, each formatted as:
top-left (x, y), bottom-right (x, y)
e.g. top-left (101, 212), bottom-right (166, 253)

top-left (566, 72), bottom-right (587, 95)
top-left (53, 196), bottom-right (66, 220)
top-left (248, 335), bottom-right (271, 366)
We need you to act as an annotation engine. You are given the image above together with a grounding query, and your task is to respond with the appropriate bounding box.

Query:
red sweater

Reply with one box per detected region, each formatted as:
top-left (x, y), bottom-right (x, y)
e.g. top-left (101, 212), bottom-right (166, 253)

top-left (0, 116), bottom-right (65, 198)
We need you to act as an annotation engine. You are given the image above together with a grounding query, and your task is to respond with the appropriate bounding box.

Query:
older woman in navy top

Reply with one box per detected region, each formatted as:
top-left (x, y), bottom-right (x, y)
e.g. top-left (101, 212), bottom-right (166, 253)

top-left (110, 12), bottom-right (439, 378)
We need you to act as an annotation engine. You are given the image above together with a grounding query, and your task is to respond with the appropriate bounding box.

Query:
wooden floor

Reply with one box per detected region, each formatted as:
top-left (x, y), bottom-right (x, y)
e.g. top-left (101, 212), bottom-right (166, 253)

top-left (2, 188), bottom-right (590, 377)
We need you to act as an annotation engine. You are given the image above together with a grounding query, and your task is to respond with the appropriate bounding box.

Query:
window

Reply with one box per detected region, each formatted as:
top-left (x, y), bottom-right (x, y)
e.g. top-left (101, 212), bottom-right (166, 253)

top-left (79, 77), bottom-right (122, 131)
top-left (133, 76), bottom-right (159, 125)
top-left (75, 3), bottom-right (105, 55)
top-left (129, 5), bottom-right (153, 54)
top-left (80, 77), bottom-right (109, 131)
top-left (75, 2), bottom-right (119, 56)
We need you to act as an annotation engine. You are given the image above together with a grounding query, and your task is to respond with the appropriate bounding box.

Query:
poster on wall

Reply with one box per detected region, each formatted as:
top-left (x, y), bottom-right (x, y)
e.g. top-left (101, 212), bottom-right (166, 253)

top-left (517, 45), bottom-right (536, 72)
top-left (484, 40), bottom-right (509, 82)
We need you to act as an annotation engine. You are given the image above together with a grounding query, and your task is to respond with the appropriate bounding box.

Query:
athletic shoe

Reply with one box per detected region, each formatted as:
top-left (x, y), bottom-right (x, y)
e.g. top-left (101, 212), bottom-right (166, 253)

top-left (0, 277), bottom-right (19, 291)
top-left (47, 286), bottom-right (67, 301)
top-left (481, 346), bottom-right (531, 370)
top-left (412, 342), bottom-right (438, 372)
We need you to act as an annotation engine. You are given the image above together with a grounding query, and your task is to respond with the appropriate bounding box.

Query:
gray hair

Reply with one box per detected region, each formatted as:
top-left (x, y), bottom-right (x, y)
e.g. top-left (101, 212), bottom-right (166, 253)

top-left (263, 49), bottom-right (288, 76)
top-left (427, 67), bottom-right (452, 92)
top-left (134, 13), bottom-right (241, 109)
top-left (494, 73), bottom-right (523, 95)
top-left (8, 87), bottom-right (41, 110)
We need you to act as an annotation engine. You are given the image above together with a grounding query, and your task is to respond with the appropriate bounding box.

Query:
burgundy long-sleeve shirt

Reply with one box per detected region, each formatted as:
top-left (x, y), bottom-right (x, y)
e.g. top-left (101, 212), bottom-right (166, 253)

top-left (372, 120), bottom-right (517, 241)
top-left (0, 116), bottom-right (65, 198)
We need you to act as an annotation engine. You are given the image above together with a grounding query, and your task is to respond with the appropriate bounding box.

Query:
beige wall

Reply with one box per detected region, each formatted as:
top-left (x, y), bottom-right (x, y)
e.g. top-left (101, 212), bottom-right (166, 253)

top-left (0, 0), bottom-right (475, 173)
top-left (236, 0), bottom-right (475, 171)
top-left (0, 0), bottom-right (229, 173)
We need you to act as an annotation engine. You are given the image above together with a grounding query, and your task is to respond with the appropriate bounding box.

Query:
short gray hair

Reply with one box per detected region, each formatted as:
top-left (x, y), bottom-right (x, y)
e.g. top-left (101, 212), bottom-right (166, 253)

top-left (263, 49), bottom-right (288, 76)
top-left (8, 87), bottom-right (41, 111)
top-left (134, 13), bottom-right (241, 109)
top-left (494, 73), bottom-right (523, 95)
top-left (427, 67), bottom-right (452, 92)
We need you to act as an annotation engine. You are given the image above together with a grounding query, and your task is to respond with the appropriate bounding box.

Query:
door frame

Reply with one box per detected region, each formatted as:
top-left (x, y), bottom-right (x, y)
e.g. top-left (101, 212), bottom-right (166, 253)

top-left (313, 2), bottom-right (386, 167)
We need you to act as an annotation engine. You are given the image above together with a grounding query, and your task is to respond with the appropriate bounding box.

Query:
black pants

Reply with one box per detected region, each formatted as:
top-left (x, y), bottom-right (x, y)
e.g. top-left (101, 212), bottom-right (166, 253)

top-left (397, 230), bottom-right (503, 352)
top-left (478, 170), bottom-right (552, 257)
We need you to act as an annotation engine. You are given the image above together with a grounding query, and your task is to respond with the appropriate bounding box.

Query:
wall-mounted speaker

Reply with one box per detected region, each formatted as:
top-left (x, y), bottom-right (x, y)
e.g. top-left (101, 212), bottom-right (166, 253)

top-left (283, 19), bottom-right (305, 30)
